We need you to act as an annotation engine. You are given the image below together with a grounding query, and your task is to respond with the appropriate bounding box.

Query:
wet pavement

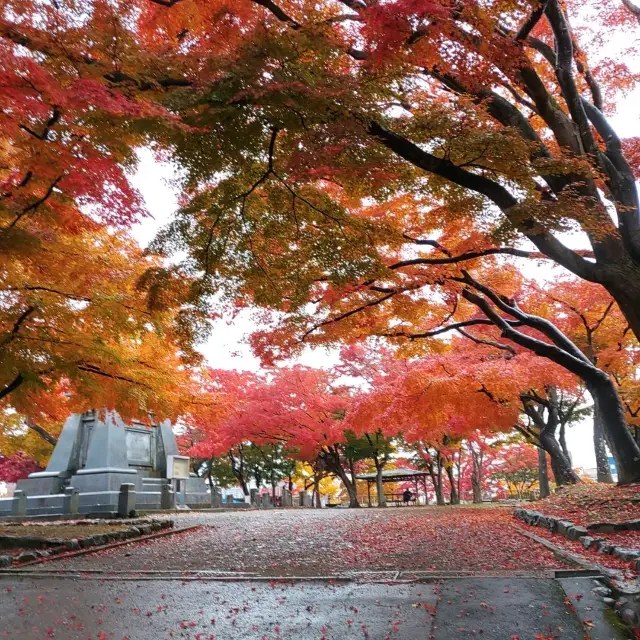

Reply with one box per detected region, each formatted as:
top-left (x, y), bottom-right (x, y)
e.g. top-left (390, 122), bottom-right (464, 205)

top-left (0, 509), bottom-right (629, 639)
top-left (0, 575), bottom-right (620, 640)
top-left (24, 507), bottom-right (574, 576)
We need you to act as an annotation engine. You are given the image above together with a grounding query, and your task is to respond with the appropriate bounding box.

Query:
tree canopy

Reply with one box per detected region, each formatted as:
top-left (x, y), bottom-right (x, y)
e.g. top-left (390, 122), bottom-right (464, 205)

top-left (2, 0), bottom-right (640, 484)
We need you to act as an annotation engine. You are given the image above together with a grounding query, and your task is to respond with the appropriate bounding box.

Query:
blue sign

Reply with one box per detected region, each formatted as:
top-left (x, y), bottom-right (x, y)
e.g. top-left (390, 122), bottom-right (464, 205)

top-left (607, 456), bottom-right (617, 474)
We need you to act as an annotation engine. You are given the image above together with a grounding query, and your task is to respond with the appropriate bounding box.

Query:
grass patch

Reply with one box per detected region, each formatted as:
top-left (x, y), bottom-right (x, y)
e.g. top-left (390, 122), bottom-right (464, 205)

top-left (0, 524), bottom-right (130, 540)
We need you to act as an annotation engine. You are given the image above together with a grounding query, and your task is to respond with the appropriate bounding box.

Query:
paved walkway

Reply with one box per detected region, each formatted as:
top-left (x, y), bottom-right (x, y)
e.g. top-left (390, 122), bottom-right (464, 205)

top-left (20, 507), bottom-right (574, 576)
top-left (0, 508), bottom-right (628, 639)
top-left (0, 574), bottom-right (623, 639)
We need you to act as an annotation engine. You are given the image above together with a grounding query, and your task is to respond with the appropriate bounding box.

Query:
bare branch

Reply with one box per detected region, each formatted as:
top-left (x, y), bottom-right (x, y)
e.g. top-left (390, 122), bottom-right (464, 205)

top-left (0, 374), bottom-right (24, 401)
top-left (457, 328), bottom-right (516, 355)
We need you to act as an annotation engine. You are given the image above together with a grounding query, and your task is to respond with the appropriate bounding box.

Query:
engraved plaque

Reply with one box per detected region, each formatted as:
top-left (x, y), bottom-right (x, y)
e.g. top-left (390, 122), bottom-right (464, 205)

top-left (126, 429), bottom-right (152, 466)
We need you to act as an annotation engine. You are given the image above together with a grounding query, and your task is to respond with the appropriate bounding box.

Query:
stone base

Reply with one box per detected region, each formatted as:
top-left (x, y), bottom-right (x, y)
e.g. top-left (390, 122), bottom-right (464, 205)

top-left (15, 475), bottom-right (64, 497)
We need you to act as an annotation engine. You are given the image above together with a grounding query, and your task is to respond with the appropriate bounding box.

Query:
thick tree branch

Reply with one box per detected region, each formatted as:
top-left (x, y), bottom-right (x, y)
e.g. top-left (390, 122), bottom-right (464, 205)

top-left (25, 419), bottom-right (58, 446)
top-left (459, 270), bottom-right (593, 365)
top-left (0, 306), bottom-right (35, 350)
top-left (388, 247), bottom-right (543, 269)
top-left (381, 318), bottom-right (522, 340)
top-left (544, 1), bottom-right (600, 159)
top-left (0, 374), bottom-right (24, 401)
top-left (368, 120), bottom-right (518, 210)
top-left (250, 0), bottom-right (301, 27)
top-left (461, 288), bottom-right (603, 383)
top-left (515, 1), bottom-right (550, 40)
top-left (580, 99), bottom-right (640, 257)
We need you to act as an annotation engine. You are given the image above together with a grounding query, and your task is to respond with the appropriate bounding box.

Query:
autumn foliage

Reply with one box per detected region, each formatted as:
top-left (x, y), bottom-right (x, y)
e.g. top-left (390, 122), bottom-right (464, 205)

top-left (2, 0), bottom-right (640, 487)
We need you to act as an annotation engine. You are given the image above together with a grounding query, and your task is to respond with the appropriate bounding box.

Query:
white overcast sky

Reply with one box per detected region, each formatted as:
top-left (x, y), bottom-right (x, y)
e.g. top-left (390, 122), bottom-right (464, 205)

top-left (129, 83), bottom-right (640, 471)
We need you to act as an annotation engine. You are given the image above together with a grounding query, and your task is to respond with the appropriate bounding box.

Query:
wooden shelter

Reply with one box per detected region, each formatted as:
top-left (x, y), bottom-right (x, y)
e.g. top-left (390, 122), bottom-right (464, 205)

top-left (355, 468), bottom-right (430, 506)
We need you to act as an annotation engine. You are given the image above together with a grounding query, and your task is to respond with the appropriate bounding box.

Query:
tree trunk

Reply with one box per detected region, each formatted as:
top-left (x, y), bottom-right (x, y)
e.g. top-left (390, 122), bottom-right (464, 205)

top-left (228, 449), bottom-right (249, 496)
top-left (314, 485), bottom-right (322, 508)
top-left (230, 465), bottom-right (249, 495)
top-left (593, 415), bottom-right (614, 483)
top-left (549, 456), bottom-right (564, 486)
top-left (428, 461), bottom-right (445, 505)
top-left (445, 463), bottom-right (459, 505)
top-left (207, 460), bottom-right (214, 491)
top-left (559, 423), bottom-right (570, 460)
top-left (603, 270), bottom-right (640, 347)
top-left (539, 428), bottom-right (581, 485)
top-left (323, 448), bottom-right (360, 507)
top-left (339, 469), bottom-right (359, 507)
top-left (374, 457), bottom-right (386, 507)
top-left (470, 448), bottom-right (483, 504)
top-left (456, 449), bottom-right (462, 502)
top-left (312, 471), bottom-right (321, 508)
top-left (588, 378), bottom-right (640, 484)
top-left (537, 446), bottom-right (550, 498)
top-left (527, 389), bottom-right (581, 486)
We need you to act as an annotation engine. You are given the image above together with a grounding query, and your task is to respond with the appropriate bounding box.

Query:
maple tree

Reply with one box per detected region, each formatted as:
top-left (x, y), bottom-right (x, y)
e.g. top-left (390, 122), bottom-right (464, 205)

top-left (525, 278), bottom-right (640, 481)
top-left (491, 442), bottom-right (541, 499)
top-left (0, 229), bottom-right (205, 418)
top-left (184, 367), bottom-right (365, 503)
top-left (185, 349), bottom-right (568, 506)
top-left (5, 0), bottom-right (640, 493)
top-left (156, 0), bottom-right (640, 335)
top-left (0, 451), bottom-right (41, 484)
top-left (1, 0), bottom-right (215, 439)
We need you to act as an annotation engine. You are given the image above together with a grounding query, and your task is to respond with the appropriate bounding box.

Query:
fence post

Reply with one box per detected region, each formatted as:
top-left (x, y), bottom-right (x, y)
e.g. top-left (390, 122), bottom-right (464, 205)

top-left (63, 487), bottom-right (80, 515)
top-left (160, 482), bottom-right (175, 510)
top-left (210, 487), bottom-right (222, 508)
top-left (118, 483), bottom-right (136, 517)
top-left (11, 490), bottom-right (27, 517)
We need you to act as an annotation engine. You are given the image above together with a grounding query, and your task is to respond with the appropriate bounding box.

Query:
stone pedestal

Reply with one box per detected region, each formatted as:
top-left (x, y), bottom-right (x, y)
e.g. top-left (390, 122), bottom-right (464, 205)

top-left (250, 488), bottom-right (260, 506)
top-left (211, 488), bottom-right (222, 508)
top-left (281, 489), bottom-right (292, 507)
top-left (300, 491), bottom-right (312, 508)
top-left (0, 409), bottom-right (210, 517)
top-left (118, 483), bottom-right (136, 517)
top-left (261, 493), bottom-right (272, 509)
top-left (160, 483), bottom-right (175, 510)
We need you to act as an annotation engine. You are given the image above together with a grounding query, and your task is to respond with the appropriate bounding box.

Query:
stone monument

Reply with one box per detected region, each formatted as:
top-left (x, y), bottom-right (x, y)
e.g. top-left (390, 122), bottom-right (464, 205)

top-left (0, 410), bottom-right (210, 517)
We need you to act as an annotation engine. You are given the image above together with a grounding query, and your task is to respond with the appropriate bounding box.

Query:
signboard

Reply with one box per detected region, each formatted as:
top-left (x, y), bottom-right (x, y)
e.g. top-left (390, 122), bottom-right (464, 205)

top-left (167, 455), bottom-right (191, 479)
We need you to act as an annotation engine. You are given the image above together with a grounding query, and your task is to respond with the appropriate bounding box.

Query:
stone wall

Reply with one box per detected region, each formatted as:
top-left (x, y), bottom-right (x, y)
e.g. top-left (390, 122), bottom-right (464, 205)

top-left (514, 507), bottom-right (640, 630)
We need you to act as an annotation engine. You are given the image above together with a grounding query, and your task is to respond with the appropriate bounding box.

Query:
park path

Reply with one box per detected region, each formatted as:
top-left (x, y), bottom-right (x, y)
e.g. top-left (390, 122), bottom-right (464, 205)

top-left (21, 506), bottom-right (574, 576)
top-left (0, 507), bottom-right (627, 639)
top-left (0, 575), bottom-right (621, 639)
